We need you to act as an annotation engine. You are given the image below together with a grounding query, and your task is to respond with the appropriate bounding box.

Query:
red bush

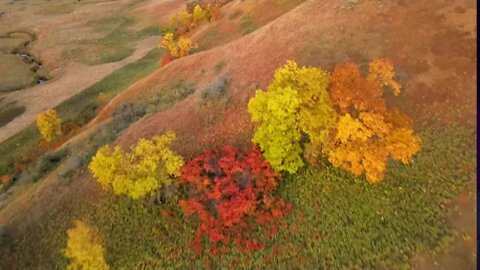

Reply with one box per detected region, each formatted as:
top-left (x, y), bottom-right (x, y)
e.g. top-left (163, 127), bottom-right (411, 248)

top-left (97, 107), bottom-right (113, 122)
top-left (179, 145), bottom-right (292, 254)
top-left (160, 54), bottom-right (173, 67)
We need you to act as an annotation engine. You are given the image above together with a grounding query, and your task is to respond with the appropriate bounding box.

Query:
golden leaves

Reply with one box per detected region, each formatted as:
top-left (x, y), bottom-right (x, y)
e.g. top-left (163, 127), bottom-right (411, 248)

top-left (64, 220), bottom-right (109, 270)
top-left (88, 131), bottom-right (184, 199)
top-left (367, 58), bottom-right (402, 96)
top-left (158, 32), bottom-right (196, 59)
top-left (36, 108), bottom-right (62, 142)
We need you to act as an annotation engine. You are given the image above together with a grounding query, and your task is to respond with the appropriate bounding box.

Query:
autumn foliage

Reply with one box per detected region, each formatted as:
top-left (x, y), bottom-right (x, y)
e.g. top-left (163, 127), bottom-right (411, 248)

top-left (170, 2), bottom-right (223, 36)
top-left (326, 61), bottom-right (421, 183)
top-left (64, 220), bottom-right (109, 270)
top-left (248, 61), bottom-right (336, 173)
top-left (88, 131), bottom-right (184, 199)
top-left (179, 146), bottom-right (292, 254)
top-left (248, 59), bottom-right (421, 183)
top-left (158, 32), bottom-right (196, 59)
top-left (36, 108), bottom-right (62, 142)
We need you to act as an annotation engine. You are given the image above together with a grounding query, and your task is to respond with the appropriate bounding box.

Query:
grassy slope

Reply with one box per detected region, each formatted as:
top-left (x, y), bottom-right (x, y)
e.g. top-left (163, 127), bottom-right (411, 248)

top-left (3, 124), bottom-right (474, 269)
top-left (0, 48), bottom-right (162, 177)
top-left (62, 16), bottom-right (160, 65)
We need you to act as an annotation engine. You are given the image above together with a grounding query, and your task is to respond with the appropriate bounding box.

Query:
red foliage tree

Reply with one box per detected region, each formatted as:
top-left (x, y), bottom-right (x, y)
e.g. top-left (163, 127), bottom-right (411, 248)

top-left (179, 145), bottom-right (292, 254)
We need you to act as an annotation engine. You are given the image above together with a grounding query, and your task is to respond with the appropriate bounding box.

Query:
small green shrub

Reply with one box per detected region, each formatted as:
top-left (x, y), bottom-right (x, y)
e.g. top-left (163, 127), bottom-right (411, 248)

top-left (240, 14), bottom-right (256, 35)
top-left (0, 100), bottom-right (25, 128)
top-left (201, 75), bottom-right (228, 100)
top-left (214, 60), bottom-right (225, 74)
top-left (27, 148), bottom-right (69, 183)
top-left (143, 80), bottom-right (195, 114)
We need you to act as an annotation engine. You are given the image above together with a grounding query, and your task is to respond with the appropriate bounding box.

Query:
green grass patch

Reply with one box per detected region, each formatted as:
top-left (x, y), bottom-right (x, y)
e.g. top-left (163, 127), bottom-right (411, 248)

top-left (0, 101), bottom-right (25, 127)
top-left (275, 125), bottom-right (475, 268)
top-left (141, 80), bottom-right (195, 114)
top-left (36, 3), bottom-right (75, 15)
top-left (3, 124), bottom-right (474, 269)
top-left (56, 48), bottom-right (161, 124)
top-left (62, 16), bottom-right (161, 65)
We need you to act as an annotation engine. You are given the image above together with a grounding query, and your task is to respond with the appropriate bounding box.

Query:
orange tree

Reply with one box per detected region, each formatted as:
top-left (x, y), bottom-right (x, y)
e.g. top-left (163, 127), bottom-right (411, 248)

top-left (325, 60), bottom-right (421, 183)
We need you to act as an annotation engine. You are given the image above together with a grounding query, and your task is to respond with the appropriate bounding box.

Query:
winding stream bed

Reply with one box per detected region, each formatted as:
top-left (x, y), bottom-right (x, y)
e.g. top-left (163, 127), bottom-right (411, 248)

top-left (0, 31), bottom-right (50, 92)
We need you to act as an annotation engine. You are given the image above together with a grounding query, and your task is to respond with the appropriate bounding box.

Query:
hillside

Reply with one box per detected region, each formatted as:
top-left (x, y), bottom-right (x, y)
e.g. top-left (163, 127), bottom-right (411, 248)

top-left (0, 0), bottom-right (476, 269)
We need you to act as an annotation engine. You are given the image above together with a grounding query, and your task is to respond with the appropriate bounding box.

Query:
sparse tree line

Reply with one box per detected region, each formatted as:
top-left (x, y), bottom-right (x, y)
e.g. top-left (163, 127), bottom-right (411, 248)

top-left (158, 0), bottom-right (232, 65)
top-left (61, 58), bottom-right (420, 268)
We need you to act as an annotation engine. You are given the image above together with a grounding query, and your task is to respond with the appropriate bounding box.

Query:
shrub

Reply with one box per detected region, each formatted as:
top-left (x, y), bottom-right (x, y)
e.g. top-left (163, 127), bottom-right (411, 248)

top-left (0, 226), bottom-right (12, 251)
top-left (112, 102), bottom-right (146, 123)
top-left (240, 13), bottom-right (256, 35)
top-left (27, 147), bottom-right (69, 183)
top-left (158, 32), bottom-right (196, 59)
top-left (177, 36), bottom-right (196, 57)
top-left (36, 108), bottom-right (62, 142)
top-left (144, 80), bottom-right (195, 114)
top-left (160, 54), bottom-right (173, 67)
top-left (88, 131), bottom-right (184, 199)
top-left (201, 74), bottom-right (228, 100)
top-left (179, 145), bottom-right (292, 254)
top-left (206, 4), bottom-right (222, 21)
top-left (64, 220), bottom-right (109, 270)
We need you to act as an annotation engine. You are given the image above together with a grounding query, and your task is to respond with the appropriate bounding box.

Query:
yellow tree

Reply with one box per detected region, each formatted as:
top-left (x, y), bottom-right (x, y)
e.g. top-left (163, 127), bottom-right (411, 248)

top-left (158, 32), bottom-right (196, 59)
top-left (248, 61), bottom-right (336, 172)
top-left (192, 5), bottom-right (206, 24)
top-left (36, 108), bottom-right (62, 142)
top-left (88, 131), bottom-right (184, 199)
top-left (176, 36), bottom-right (196, 57)
top-left (64, 220), bottom-right (109, 270)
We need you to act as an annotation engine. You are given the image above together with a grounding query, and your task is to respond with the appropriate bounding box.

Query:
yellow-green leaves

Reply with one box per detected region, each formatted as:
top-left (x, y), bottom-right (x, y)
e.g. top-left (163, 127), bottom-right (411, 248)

top-left (88, 131), bottom-right (184, 199)
top-left (249, 86), bottom-right (303, 173)
top-left (248, 61), bottom-right (336, 173)
top-left (36, 108), bottom-right (62, 142)
top-left (64, 220), bottom-right (109, 270)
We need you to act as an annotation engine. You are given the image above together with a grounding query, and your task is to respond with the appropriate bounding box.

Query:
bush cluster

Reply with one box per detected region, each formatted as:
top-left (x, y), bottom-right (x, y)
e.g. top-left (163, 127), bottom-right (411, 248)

top-left (248, 59), bottom-right (421, 183)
